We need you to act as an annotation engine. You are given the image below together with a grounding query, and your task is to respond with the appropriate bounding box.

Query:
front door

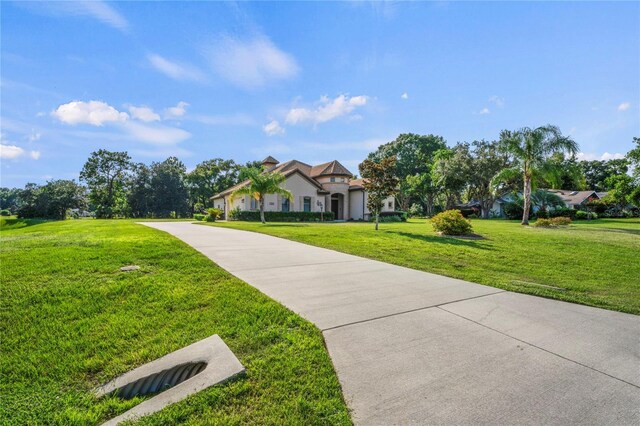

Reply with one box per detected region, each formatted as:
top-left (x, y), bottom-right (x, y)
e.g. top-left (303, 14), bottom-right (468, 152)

top-left (331, 199), bottom-right (339, 219)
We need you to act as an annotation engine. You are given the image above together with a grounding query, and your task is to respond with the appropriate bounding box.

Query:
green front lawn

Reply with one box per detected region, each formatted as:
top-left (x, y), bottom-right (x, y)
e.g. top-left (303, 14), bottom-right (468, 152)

top-left (0, 220), bottom-right (350, 425)
top-left (208, 218), bottom-right (640, 315)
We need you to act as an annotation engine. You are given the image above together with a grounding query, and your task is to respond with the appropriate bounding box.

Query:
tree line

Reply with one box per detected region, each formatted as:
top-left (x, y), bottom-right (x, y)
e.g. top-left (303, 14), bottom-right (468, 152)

top-left (365, 130), bottom-right (639, 222)
top-left (1, 128), bottom-right (638, 221)
top-left (2, 149), bottom-right (261, 219)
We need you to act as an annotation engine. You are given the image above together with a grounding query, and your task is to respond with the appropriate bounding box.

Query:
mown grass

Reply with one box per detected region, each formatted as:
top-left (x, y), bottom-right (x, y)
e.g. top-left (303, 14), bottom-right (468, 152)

top-left (208, 218), bottom-right (640, 315)
top-left (0, 219), bottom-right (350, 425)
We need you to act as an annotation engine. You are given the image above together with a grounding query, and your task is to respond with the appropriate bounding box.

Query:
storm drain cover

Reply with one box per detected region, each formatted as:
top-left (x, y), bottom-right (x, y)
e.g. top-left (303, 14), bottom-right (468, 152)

top-left (96, 334), bottom-right (244, 425)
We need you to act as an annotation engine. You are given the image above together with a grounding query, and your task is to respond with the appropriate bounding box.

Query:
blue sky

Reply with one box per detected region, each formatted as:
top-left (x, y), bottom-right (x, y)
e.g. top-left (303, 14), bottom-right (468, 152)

top-left (1, 1), bottom-right (638, 187)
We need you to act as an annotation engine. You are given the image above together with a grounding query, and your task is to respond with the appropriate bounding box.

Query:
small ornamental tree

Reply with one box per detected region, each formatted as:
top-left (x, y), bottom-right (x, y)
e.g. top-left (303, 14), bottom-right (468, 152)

top-left (359, 156), bottom-right (400, 230)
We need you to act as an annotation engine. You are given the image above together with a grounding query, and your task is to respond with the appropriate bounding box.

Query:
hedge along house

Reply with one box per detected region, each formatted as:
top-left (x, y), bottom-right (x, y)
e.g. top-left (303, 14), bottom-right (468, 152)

top-left (211, 156), bottom-right (395, 220)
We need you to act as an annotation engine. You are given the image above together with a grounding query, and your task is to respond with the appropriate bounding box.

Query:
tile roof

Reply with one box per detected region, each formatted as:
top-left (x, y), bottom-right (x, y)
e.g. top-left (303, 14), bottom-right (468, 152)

top-left (212, 158), bottom-right (353, 199)
top-left (349, 178), bottom-right (366, 191)
top-left (548, 190), bottom-right (599, 206)
top-left (310, 160), bottom-right (353, 177)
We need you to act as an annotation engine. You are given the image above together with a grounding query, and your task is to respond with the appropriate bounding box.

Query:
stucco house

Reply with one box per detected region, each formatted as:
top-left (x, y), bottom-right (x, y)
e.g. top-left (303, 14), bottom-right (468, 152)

top-left (212, 156), bottom-right (395, 220)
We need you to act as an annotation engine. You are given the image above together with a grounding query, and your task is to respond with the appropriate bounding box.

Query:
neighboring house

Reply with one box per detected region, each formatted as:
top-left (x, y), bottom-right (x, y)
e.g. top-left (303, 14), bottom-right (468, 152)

top-left (546, 189), bottom-right (606, 209)
top-left (492, 189), bottom-right (608, 217)
top-left (211, 156), bottom-right (395, 221)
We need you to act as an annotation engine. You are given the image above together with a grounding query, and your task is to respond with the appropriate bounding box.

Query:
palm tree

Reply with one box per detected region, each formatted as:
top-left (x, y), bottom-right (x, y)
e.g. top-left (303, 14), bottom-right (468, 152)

top-left (493, 125), bottom-right (578, 225)
top-left (231, 168), bottom-right (293, 224)
top-left (531, 189), bottom-right (566, 215)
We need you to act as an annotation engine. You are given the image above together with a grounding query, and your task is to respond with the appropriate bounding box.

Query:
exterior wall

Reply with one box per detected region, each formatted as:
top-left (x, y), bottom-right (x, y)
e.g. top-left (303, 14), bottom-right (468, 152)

top-left (213, 197), bottom-right (225, 211)
top-left (225, 194), bottom-right (253, 216)
top-left (221, 173), bottom-right (325, 216)
top-left (491, 200), bottom-right (504, 217)
top-left (349, 190), bottom-right (394, 220)
top-left (284, 173), bottom-right (323, 212)
top-left (349, 190), bottom-right (366, 220)
top-left (317, 177), bottom-right (350, 220)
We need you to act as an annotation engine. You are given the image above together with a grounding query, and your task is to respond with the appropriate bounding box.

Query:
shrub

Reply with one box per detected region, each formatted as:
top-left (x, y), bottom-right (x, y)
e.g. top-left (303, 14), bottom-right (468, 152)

top-left (193, 213), bottom-right (206, 221)
top-left (552, 217), bottom-right (572, 226)
top-left (229, 206), bottom-right (242, 220)
top-left (502, 201), bottom-right (533, 220)
top-left (430, 209), bottom-right (473, 236)
top-left (205, 214), bottom-right (217, 222)
top-left (467, 213), bottom-right (478, 219)
top-left (379, 211), bottom-right (408, 222)
top-left (533, 217), bottom-right (572, 227)
top-left (373, 215), bottom-right (402, 223)
top-left (207, 208), bottom-right (223, 220)
top-left (549, 208), bottom-right (576, 219)
top-left (574, 210), bottom-right (597, 220)
top-left (408, 203), bottom-right (424, 217)
top-left (230, 210), bottom-right (335, 222)
top-left (0, 209), bottom-right (11, 216)
top-left (536, 210), bottom-right (549, 219)
top-left (532, 218), bottom-right (554, 227)
top-left (585, 199), bottom-right (610, 214)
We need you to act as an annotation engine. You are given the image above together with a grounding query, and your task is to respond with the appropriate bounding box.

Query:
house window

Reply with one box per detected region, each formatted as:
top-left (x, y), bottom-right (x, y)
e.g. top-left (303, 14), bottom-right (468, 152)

top-left (330, 177), bottom-right (336, 182)
top-left (388, 201), bottom-right (393, 209)
top-left (281, 198), bottom-right (290, 212)
top-left (303, 197), bottom-right (311, 212)
top-left (250, 198), bottom-right (257, 210)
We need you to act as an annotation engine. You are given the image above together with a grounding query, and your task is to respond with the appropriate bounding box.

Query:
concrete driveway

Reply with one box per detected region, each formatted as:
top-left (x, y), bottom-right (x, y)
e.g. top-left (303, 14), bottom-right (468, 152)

top-left (141, 222), bottom-right (640, 425)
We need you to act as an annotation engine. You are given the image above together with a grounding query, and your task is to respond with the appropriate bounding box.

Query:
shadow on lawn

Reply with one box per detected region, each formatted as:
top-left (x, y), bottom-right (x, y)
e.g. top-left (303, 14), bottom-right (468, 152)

top-left (0, 218), bottom-right (52, 231)
top-left (595, 227), bottom-right (640, 236)
top-left (388, 230), bottom-right (494, 250)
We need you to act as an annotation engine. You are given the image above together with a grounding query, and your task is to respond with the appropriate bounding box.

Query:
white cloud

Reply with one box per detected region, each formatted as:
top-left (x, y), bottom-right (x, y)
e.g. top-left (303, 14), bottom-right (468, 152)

top-left (52, 100), bottom-right (129, 126)
top-left (0, 144), bottom-right (25, 159)
top-left (0, 143), bottom-right (40, 160)
top-left (75, 0), bottom-right (129, 32)
top-left (263, 120), bottom-right (285, 136)
top-left (401, 92), bottom-right (409, 100)
top-left (191, 113), bottom-right (255, 126)
top-left (147, 54), bottom-right (206, 82)
top-left (51, 100), bottom-right (191, 147)
top-left (122, 121), bottom-right (191, 145)
top-left (128, 106), bottom-right (160, 122)
top-left (488, 95), bottom-right (505, 107)
top-left (618, 102), bottom-right (631, 111)
top-left (20, 1), bottom-right (129, 33)
top-left (164, 101), bottom-right (189, 119)
top-left (122, 121), bottom-right (191, 146)
top-left (285, 94), bottom-right (369, 125)
top-left (478, 108), bottom-right (490, 115)
top-left (205, 35), bottom-right (298, 89)
top-left (576, 152), bottom-right (625, 161)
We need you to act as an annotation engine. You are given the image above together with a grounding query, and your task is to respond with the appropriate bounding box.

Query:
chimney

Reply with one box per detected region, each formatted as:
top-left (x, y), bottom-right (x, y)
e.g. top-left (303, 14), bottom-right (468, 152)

top-left (261, 156), bottom-right (279, 170)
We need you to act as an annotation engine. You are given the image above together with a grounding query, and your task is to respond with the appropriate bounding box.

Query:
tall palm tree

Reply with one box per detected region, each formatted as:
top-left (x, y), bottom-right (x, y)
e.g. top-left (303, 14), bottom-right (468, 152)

top-left (493, 125), bottom-right (578, 225)
top-left (231, 168), bottom-right (293, 224)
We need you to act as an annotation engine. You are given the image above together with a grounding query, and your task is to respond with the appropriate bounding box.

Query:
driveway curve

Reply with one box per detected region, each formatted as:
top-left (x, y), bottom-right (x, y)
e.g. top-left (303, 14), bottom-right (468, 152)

top-left (141, 222), bottom-right (640, 425)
